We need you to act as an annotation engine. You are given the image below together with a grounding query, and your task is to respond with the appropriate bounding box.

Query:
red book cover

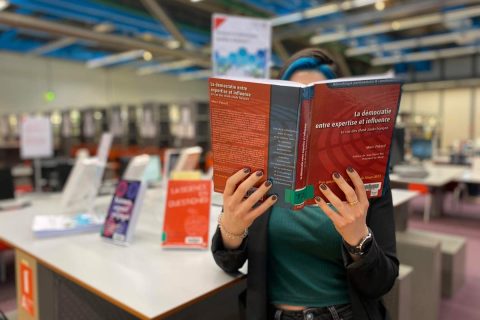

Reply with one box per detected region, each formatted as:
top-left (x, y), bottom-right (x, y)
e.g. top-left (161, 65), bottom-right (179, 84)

top-left (305, 81), bottom-right (401, 205)
top-left (209, 77), bottom-right (402, 210)
top-left (162, 180), bottom-right (212, 249)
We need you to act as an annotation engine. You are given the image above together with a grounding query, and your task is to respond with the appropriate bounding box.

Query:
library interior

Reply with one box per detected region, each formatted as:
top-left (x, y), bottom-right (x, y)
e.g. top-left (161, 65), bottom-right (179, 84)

top-left (0, 0), bottom-right (479, 320)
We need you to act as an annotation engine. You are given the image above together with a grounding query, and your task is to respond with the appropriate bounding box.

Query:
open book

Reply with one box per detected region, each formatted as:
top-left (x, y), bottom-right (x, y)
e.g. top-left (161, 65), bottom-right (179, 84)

top-left (209, 75), bottom-right (402, 210)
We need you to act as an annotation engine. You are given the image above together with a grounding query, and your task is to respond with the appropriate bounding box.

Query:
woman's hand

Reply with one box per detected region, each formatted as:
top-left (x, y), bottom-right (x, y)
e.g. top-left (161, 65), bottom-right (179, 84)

top-left (221, 168), bottom-right (278, 249)
top-left (314, 167), bottom-right (369, 250)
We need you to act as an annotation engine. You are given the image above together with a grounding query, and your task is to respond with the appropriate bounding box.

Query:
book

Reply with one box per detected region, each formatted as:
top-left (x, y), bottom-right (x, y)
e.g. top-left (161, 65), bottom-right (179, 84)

top-left (209, 76), bottom-right (402, 210)
top-left (101, 179), bottom-right (146, 245)
top-left (162, 180), bottom-right (212, 249)
top-left (32, 213), bottom-right (104, 238)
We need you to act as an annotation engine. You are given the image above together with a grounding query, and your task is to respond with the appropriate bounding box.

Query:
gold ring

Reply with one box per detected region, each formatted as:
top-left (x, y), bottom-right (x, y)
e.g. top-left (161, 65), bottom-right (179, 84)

top-left (348, 200), bottom-right (360, 206)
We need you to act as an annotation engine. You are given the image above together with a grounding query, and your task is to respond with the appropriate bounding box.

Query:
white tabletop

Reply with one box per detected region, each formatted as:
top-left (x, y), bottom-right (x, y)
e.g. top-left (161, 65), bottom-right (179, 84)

top-left (455, 169), bottom-right (480, 184)
top-left (0, 191), bottom-right (242, 320)
top-left (391, 189), bottom-right (419, 207)
top-left (389, 164), bottom-right (466, 187)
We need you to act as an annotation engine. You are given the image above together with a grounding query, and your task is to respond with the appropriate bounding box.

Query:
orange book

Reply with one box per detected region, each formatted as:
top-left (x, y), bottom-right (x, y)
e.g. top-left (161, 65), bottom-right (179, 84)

top-left (162, 180), bottom-right (212, 249)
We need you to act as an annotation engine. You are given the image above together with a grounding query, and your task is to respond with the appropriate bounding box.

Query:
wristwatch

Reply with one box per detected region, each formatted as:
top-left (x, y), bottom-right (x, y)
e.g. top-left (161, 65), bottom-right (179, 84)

top-left (343, 228), bottom-right (373, 256)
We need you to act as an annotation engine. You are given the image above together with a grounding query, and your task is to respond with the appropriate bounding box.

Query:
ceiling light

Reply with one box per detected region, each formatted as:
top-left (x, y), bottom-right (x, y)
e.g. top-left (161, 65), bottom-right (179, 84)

top-left (375, 1), bottom-right (385, 11)
top-left (166, 40), bottom-right (180, 49)
top-left (0, 0), bottom-right (9, 11)
top-left (143, 51), bottom-right (153, 61)
top-left (190, 0), bottom-right (203, 2)
top-left (93, 22), bottom-right (115, 33)
top-left (391, 21), bottom-right (401, 30)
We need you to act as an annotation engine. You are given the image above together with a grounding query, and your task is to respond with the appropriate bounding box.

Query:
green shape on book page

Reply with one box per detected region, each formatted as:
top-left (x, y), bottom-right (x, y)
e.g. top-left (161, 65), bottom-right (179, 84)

top-left (161, 231), bottom-right (167, 242)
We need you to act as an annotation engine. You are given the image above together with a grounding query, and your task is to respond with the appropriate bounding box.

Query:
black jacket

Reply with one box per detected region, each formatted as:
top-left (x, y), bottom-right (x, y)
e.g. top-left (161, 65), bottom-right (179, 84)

top-left (211, 181), bottom-right (399, 320)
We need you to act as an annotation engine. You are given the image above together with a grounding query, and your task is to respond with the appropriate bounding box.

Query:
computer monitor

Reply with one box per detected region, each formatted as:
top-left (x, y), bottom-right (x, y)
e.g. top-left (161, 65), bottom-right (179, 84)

top-left (389, 127), bottom-right (405, 171)
top-left (411, 138), bottom-right (433, 161)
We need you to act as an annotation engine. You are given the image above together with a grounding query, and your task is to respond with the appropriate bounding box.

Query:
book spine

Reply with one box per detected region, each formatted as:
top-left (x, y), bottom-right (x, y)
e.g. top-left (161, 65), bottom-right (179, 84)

top-left (292, 87), bottom-right (314, 210)
top-left (267, 86), bottom-right (303, 209)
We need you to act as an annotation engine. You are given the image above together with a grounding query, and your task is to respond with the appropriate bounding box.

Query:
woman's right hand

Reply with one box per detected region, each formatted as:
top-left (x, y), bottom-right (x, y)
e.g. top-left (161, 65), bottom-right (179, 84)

top-left (220, 168), bottom-right (278, 249)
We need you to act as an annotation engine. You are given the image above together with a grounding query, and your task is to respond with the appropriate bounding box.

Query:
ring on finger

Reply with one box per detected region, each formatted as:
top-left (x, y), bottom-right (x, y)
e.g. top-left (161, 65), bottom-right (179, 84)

top-left (348, 199), bottom-right (360, 206)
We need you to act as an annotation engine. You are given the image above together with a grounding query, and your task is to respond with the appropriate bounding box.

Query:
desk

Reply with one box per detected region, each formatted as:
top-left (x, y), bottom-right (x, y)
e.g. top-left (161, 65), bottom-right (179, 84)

top-left (0, 192), bottom-right (243, 320)
top-left (455, 170), bottom-right (480, 184)
top-left (391, 189), bottom-right (419, 231)
top-left (389, 164), bottom-right (466, 222)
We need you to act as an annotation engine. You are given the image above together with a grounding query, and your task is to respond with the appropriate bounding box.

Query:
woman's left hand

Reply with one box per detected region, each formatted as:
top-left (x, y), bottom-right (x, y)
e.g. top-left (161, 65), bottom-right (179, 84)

top-left (314, 167), bottom-right (369, 247)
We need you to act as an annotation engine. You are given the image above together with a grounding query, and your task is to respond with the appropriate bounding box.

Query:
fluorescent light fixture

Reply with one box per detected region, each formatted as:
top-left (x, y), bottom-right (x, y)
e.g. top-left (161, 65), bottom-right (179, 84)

top-left (0, 0), bottom-right (9, 11)
top-left (303, 4), bottom-right (339, 19)
top-left (310, 31), bottom-right (348, 44)
top-left (310, 4), bottom-right (480, 45)
top-left (271, 0), bottom-right (375, 27)
top-left (87, 50), bottom-right (146, 68)
top-left (137, 60), bottom-right (196, 76)
top-left (178, 69), bottom-right (211, 81)
top-left (371, 45), bottom-right (479, 66)
top-left (190, 0), bottom-right (203, 2)
top-left (346, 29), bottom-right (480, 57)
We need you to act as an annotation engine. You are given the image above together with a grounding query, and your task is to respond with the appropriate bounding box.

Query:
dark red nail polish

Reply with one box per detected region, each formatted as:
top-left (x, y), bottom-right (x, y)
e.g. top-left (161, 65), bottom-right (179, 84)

top-left (347, 166), bottom-right (354, 173)
top-left (256, 170), bottom-right (263, 177)
top-left (320, 183), bottom-right (328, 190)
top-left (243, 167), bottom-right (250, 173)
top-left (264, 180), bottom-right (272, 187)
top-left (315, 196), bottom-right (322, 202)
top-left (333, 172), bottom-right (341, 179)
top-left (271, 195), bottom-right (278, 201)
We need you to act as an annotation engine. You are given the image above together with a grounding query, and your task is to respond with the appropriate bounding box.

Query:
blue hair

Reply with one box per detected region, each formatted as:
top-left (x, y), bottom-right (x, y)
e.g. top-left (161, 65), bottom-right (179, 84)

top-left (280, 57), bottom-right (336, 81)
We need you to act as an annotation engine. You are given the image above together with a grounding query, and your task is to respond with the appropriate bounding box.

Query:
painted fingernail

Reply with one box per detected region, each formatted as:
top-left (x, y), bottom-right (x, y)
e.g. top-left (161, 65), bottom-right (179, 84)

top-left (315, 196), bottom-right (322, 202)
top-left (243, 167), bottom-right (250, 173)
top-left (347, 166), bottom-right (354, 173)
top-left (264, 180), bottom-right (272, 187)
top-left (271, 195), bottom-right (278, 201)
top-left (333, 172), bottom-right (341, 179)
top-left (256, 170), bottom-right (263, 177)
top-left (320, 183), bottom-right (328, 190)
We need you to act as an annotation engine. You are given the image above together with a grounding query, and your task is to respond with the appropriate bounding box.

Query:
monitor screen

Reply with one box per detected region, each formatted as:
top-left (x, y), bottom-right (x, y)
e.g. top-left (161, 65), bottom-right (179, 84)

top-left (411, 138), bottom-right (432, 160)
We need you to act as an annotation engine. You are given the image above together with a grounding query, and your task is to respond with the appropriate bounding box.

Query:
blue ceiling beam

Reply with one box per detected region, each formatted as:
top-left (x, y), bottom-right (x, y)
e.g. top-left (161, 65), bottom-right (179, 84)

top-left (8, 0), bottom-right (171, 38)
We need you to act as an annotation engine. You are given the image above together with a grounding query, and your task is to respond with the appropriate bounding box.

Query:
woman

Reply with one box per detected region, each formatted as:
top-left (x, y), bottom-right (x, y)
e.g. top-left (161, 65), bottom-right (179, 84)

top-left (211, 48), bottom-right (399, 320)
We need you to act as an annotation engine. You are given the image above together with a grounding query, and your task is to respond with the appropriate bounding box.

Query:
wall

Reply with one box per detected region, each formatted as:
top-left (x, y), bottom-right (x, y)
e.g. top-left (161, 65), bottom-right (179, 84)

top-left (0, 51), bottom-right (209, 114)
top-left (400, 87), bottom-right (479, 150)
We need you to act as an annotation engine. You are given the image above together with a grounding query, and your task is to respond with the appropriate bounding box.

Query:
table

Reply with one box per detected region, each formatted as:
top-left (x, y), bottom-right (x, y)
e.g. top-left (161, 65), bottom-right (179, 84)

top-left (455, 169), bottom-right (480, 184)
top-left (0, 189), bottom-right (426, 320)
top-left (0, 191), bottom-right (243, 320)
top-left (391, 189), bottom-right (419, 231)
top-left (389, 164), bottom-right (466, 222)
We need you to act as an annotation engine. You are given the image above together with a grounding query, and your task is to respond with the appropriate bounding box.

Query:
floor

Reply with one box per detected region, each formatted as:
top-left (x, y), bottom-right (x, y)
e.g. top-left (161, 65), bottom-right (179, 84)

top-left (409, 193), bottom-right (480, 320)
